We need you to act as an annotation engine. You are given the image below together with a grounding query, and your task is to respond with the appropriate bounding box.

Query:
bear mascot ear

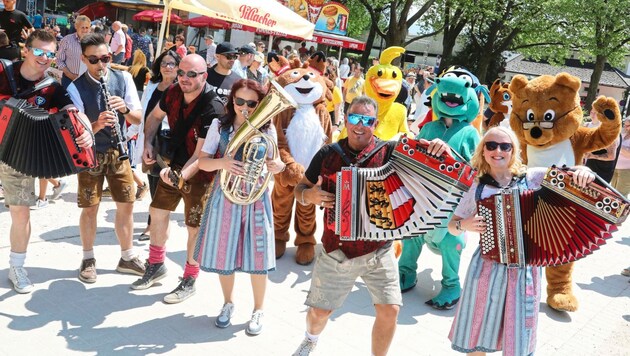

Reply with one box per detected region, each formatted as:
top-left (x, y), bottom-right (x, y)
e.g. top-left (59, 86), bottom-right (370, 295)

top-left (490, 79), bottom-right (502, 96)
top-left (267, 52), bottom-right (290, 75)
top-left (555, 72), bottom-right (582, 92)
top-left (509, 75), bottom-right (529, 96)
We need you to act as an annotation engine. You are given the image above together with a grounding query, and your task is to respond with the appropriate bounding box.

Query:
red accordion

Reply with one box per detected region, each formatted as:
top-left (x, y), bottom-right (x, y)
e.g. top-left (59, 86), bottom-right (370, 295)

top-left (477, 166), bottom-right (629, 267)
top-left (0, 98), bottom-right (96, 178)
top-left (335, 135), bottom-right (477, 241)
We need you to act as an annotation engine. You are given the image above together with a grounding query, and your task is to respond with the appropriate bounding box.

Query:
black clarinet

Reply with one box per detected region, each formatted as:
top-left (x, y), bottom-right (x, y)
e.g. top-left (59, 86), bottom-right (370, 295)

top-left (98, 72), bottom-right (129, 161)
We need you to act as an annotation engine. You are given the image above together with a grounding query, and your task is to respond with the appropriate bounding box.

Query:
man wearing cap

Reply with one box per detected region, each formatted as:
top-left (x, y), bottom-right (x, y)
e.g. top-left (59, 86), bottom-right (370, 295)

top-left (206, 41), bottom-right (242, 105)
top-left (231, 44), bottom-right (256, 80)
top-left (204, 34), bottom-right (216, 68)
top-left (247, 51), bottom-right (267, 87)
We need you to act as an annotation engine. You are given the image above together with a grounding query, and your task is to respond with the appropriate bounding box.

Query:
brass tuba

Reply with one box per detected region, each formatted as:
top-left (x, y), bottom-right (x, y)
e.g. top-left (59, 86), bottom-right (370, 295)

top-left (220, 81), bottom-right (297, 205)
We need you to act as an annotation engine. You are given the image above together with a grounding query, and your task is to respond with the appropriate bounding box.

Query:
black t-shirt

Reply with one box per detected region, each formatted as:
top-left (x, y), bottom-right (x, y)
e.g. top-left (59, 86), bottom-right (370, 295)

top-left (0, 9), bottom-right (33, 43)
top-left (132, 67), bottom-right (149, 92)
top-left (206, 65), bottom-right (241, 105)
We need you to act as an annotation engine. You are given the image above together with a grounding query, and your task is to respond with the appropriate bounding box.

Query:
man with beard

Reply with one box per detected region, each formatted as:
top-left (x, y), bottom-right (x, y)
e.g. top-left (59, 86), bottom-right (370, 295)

top-left (134, 54), bottom-right (224, 304)
top-left (206, 42), bottom-right (241, 105)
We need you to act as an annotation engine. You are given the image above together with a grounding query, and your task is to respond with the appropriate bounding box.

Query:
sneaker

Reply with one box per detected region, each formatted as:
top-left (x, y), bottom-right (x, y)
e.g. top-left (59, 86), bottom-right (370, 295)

top-left (50, 179), bottom-right (67, 200)
top-left (163, 276), bottom-right (196, 304)
top-left (245, 310), bottom-right (264, 336)
top-left (116, 257), bottom-right (146, 276)
top-left (622, 266), bottom-right (630, 277)
top-left (215, 302), bottom-right (235, 328)
top-left (102, 187), bottom-right (112, 197)
top-left (79, 258), bottom-right (97, 283)
top-left (130, 262), bottom-right (167, 290)
top-left (30, 198), bottom-right (49, 210)
top-left (135, 182), bottom-right (149, 200)
top-left (292, 337), bottom-right (318, 356)
top-left (8, 266), bottom-right (34, 294)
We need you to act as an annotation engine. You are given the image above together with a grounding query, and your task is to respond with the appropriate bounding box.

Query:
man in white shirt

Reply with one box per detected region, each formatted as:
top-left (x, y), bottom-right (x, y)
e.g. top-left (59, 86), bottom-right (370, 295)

top-left (231, 44), bottom-right (255, 79)
top-left (110, 21), bottom-right (125, 64)
top-left (204, 34), bottom-right (216, 68)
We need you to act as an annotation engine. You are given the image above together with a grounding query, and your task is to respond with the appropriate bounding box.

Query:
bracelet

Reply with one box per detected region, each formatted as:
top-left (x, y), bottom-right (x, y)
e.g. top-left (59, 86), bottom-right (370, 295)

top-left (121, 106), bottom-right (130, 115)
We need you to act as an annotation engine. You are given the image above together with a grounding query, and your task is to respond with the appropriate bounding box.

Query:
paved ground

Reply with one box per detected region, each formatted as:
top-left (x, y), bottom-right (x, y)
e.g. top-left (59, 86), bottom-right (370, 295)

top-left (0, 176), bottom-right (629, 356)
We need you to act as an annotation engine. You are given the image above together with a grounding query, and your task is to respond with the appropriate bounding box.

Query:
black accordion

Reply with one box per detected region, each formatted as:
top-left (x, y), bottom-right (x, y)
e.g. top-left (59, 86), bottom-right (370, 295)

top-left (477, 166), bottom-right (629, 267)
top-left (335, 135), bottom-right (477, 241)
top-left (0, 97), bottom-right (96, 178)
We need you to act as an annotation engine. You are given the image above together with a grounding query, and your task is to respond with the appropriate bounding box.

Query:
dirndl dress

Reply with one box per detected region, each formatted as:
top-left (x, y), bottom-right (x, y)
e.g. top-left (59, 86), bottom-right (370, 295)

top-left (193, 125), bottom-right (276, 275)
top-left (449, 171), bottom-right (544, 356)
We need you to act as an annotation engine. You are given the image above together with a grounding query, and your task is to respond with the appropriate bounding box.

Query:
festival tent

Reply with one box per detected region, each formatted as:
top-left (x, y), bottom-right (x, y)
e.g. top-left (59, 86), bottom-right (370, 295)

top-left (182, 16), bottom-right (231, 30)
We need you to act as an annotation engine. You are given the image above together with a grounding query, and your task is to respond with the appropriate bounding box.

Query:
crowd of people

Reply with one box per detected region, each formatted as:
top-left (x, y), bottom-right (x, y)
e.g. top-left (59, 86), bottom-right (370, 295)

top-left (1, 1), bottom-right (630, 355)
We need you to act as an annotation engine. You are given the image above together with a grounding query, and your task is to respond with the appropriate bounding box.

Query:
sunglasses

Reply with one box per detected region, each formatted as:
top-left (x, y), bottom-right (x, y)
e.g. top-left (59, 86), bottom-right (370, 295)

top-left (347, 113), bottom-right (376, 127)
top-left (86, 55), bottom-right (112, 64)
top-left (29, 47), bottom-right (56, 59)
top-left (176, 69), bottom-right (206, 78)
top-left (234, 97), bottom-right (259, 108)
top-left (220, 53), bottom-right (238, 60)
top-left (484, 141), bottom-right (513, 152)
top-left (160, 61), bottom-right (177, 68)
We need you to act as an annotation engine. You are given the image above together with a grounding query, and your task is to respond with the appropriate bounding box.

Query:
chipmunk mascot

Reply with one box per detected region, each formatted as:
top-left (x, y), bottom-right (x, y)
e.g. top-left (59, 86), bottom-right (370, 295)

top-left (398, 65), bottom-right (490, 309)
top-left (483, 78), bottom-right (513, 129)
top-left (509, 73), bottom-right (621, 312)
top-left (268, 51), bottom-right (333, 265)
top-left (338, 46), bottom-right (412, 141)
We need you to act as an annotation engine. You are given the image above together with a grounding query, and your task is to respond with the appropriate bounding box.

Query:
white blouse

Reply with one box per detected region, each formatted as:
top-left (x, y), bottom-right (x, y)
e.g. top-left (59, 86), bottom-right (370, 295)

top-left (201, 118), bottom-right (278, 157)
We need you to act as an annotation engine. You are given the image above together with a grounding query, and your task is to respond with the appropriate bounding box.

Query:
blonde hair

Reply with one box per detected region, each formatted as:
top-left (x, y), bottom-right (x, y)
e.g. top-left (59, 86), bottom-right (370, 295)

top-left (128, 49), bottom-right (148, 77)
top-left (470, 126), bottom-right (527, 179)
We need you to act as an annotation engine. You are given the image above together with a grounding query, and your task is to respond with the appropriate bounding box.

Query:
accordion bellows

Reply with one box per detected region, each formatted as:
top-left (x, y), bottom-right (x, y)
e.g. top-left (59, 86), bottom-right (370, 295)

top-left (0, 98), bottom-right (96, 178)
top-left (335, 136), bottom-right (476, 241)
top-left (478, 166), bottom-right (629, 267)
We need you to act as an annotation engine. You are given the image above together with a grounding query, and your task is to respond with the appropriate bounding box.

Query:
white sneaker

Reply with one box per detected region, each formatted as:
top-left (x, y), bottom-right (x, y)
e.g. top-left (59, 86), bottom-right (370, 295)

top-left (245, 310), bottom-right (264, 335)
top-left (215, 302), bottom-right (234, 328)
top-left (30, 199), bottom-right (49, 210)
top-left (293, 337), bottom-right (318, 356)
top-left (8, 266), bottom-right (34, 294)
top-left (50, 179), bottom-right (67, 200)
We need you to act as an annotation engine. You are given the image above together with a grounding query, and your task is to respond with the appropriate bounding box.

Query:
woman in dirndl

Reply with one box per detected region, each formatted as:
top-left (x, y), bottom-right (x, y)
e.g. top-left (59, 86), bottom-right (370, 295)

top-left (446, 126), bottom-right (595, 355)
top-left (194, 79), bottom-right (285, 336)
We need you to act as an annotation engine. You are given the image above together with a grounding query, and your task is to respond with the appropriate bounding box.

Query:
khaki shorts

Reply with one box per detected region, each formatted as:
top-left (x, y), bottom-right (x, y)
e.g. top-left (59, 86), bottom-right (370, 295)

top-left (0, 162), bottom-right (36, 207)
top-left (612, 169), bottom-right (630, 197)
top-left (150, 173), bottom-right (211, 227)
top-left (77, 149), bottom-right (135, 207)
top-left (305, 244), bottom-right (402, 310)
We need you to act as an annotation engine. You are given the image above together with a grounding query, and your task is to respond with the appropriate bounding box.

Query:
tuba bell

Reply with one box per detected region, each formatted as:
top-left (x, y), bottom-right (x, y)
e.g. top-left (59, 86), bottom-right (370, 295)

top-left (220, 80), bottom-right (297, 205)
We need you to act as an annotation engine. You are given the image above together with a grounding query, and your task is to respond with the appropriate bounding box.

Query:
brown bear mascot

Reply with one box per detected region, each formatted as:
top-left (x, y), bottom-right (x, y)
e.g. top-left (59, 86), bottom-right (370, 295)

top-left (509, 72), bottom-right (622, 312)
top-left (268, 51), bottom-right (333, 265)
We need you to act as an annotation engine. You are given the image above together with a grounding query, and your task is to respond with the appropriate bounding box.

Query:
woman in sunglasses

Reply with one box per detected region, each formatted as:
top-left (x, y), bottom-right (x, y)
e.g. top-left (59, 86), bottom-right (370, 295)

top-left (447, 126), bottom-right (594, 356)
top-left (195, 79), bottom-right (285, 336)
top-left (136, 49), bottom-right (182, 240)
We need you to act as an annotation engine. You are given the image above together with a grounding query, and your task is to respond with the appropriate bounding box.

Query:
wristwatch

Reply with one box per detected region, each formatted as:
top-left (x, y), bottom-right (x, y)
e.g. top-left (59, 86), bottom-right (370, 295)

top-left (121, 106), bottom-right (130, 115)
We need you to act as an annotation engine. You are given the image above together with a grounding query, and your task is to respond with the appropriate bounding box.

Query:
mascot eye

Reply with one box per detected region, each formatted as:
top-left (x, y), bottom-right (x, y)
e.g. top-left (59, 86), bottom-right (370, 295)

top-left (526, 109), bottom-right (535, 122)
top-left (308, 72), bottom-right (315, 77)
top-left (377, 69), bottom-right (383, 77)
top-left (392, 71), bottom-right (398, 78)
top-left (502, 93), bottom-right (511, 101)
top-left (459, 74), bottom-right (473, 85)
top-left (443, 72), bottom-right (457, 78)
top-left (290, 71), bottom-right (300, 78)
top-left (543, 109), bottom-right (556, 121)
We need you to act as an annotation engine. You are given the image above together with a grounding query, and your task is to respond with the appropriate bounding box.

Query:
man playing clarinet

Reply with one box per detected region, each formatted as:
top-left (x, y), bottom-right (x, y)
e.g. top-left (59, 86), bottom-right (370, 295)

top-left (66, 33), bottom-right (145, 284)
top-left (0, 30), bottom-right (93, 293)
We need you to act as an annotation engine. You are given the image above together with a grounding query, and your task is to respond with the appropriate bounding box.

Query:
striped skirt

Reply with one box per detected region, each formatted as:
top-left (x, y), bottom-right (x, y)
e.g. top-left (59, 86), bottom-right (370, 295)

top-left (193, 182), bottom-right (276, 275)
top-left (449, 247), bottom-right (542, 356)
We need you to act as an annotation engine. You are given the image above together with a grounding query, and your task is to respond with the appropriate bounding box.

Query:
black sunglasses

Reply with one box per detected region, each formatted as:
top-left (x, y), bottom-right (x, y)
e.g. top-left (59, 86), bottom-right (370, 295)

top-left (234, 97), bottom-right (258, 108)
top-left (176, 69), bottom-right (206, 78)
top-left (221, 53), bottom-right (238, 60)
top-left (484, 141), bottom-right (513, 152)
top-left (86, 55), bottom-right (112, 64)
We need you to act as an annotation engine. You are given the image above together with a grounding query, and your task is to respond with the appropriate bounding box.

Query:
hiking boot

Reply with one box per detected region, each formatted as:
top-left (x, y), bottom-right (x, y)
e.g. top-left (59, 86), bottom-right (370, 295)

top-left (163, 276), bottom-right (196, 304)
top-left (79, 258), bottom-right (97, 283)
top-left (245, 310), bottom-right (264, 336)
top-left (215, 302), bottom-right (235, 328)
top-left (116, 257), bottom-right (146, 276)
top-left (50, 179), bottom-right (67, 200)
top-left (30, 198), bottom-right (49, 210)
top-left (292, 337), bottom-right (318, 356)
top-left (8, 266), bottom-right (34, 294)
top-left (130, 262), bottom-right (167, 290)
top-left (135, 182), bottom-right (149, 200)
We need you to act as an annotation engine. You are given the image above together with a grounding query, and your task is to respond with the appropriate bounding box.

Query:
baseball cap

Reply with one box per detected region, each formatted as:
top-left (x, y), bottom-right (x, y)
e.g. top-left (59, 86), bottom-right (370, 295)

top-left (253, 51), bottom-right (264, 63)
top-left (238, 44), bottom-right (257, 55)
top-left (204, 34), bottom-right (213, 40)
top-left (216, 42), bottom-right (238, 55)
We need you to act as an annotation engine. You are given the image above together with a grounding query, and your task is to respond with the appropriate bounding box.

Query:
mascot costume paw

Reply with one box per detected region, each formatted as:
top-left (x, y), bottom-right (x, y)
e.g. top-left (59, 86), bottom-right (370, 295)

top-left (398, 66), bottom-right (490, 310)
top-left (509, 73), bottom-right (621, 312)
top-left (338, 46), bottom-right (411, 141)
top-left (483, 78), bottom-right (512, 129)
top-left (269, 51), bottom-right (333, 265)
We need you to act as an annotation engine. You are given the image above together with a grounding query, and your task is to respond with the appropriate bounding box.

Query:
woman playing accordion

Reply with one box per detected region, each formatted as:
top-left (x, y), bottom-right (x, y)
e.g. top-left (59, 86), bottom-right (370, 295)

top-left (446, 126), bottom-right (595, 356)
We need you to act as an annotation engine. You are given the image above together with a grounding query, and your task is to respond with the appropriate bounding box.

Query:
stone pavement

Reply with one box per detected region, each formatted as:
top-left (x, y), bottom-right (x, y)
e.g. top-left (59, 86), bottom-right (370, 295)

top-left (0, 176), bottom-right (629, 356)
